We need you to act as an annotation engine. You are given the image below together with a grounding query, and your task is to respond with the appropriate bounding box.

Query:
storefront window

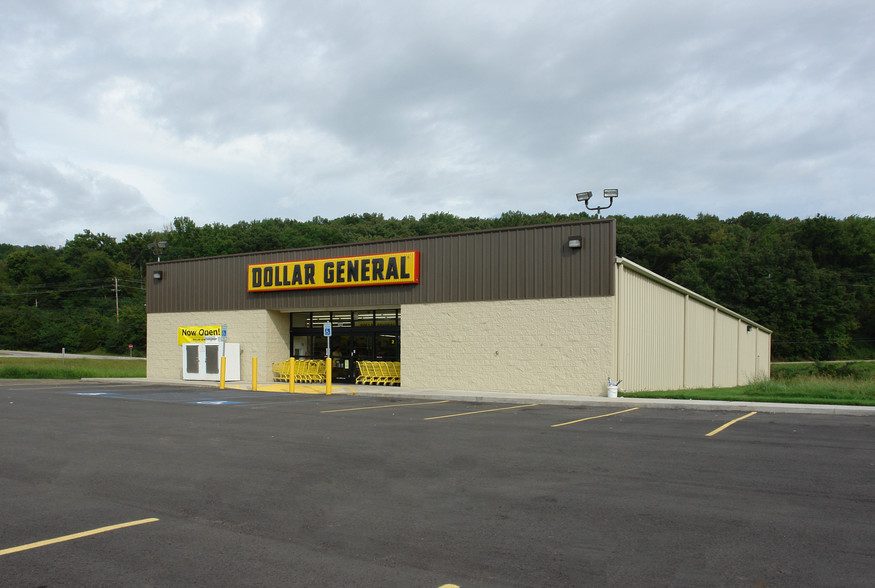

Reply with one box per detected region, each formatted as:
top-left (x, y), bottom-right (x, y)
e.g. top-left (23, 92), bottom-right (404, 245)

top-left (289, 309), bottom-right (400, 369)
top-left (375, 309), bottom-right (399, 327)
top-left (353, 310), bottom-right (374, 327)
top-left (309, 311), bottom-right (331, 328)
top-left (331, 311), bottom-right (352, 328)
top-left (375, 334), bottom-right (399, 361)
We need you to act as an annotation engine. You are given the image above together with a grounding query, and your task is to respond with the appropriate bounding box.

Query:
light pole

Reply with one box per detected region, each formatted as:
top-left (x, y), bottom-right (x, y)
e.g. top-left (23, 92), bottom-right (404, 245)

top-left (148, 240), bottom-right (168, 261)
top-left (576, 189), bottom-right (619, 218)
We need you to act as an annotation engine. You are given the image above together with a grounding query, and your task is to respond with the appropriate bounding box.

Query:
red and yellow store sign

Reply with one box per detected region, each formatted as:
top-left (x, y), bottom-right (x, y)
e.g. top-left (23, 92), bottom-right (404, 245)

top-left (248, 251), bottom-right (419, 292)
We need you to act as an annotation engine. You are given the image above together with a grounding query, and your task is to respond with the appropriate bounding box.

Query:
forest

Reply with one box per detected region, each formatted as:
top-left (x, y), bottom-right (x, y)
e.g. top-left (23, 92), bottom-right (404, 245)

top-left (1, 211), bottom-right (872, 361)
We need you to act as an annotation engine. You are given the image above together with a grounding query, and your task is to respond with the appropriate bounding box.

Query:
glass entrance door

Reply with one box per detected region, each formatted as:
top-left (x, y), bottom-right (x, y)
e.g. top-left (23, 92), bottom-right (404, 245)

top-left (289, 310), bottom-right (400, 383)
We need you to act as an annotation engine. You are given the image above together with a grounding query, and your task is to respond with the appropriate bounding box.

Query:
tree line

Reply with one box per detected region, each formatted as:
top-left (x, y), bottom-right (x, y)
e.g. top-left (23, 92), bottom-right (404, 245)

top-left (1, 211), bottom-right (872, 361)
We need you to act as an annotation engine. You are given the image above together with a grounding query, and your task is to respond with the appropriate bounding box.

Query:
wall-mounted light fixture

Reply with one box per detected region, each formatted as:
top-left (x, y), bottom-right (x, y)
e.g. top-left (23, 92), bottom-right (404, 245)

top-left (152, 271), bottom-right (163, 280)
top-left (568, 236), bottom-right (582, 249)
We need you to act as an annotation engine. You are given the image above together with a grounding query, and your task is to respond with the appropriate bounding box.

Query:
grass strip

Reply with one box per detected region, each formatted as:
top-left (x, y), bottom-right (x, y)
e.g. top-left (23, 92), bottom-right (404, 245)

top-left (0, 357), bottom-right (146, 379)
top-left (772, 361), bottom-right (875, 380)
top-left (623, 376), bottom-right (875, 406)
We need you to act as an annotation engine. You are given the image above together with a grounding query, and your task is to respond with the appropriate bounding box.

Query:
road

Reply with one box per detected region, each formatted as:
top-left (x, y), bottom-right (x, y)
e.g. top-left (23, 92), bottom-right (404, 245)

top-left (0, 350), bottom-right (145, 361)
top-left (1, 380), bottom-right (873, 586)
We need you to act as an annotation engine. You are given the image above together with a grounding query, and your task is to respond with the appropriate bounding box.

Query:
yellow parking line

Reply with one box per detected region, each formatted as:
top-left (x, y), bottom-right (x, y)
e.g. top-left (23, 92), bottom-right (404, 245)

top-left (424, 404), bottom-right (538, 420)
top-left (706, 411), bottom-right (757, 437)
top-left (551, 407), bottom-right (640, 428)
top-left (321, 400), bottom-right (451, 413)
top-left (0, 518), bottom-right (159, 556)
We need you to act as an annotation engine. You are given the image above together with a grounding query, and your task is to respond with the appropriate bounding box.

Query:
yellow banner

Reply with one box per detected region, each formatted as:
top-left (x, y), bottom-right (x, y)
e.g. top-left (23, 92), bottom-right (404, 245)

top-left (178, 325), bottom-right (223, 345)
top-left (248, 251), bottom-right (419, 293)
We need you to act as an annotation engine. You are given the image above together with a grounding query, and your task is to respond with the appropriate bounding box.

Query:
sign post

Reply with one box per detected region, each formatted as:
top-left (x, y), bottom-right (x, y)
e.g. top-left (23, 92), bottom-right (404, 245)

top-left (323, 321), bottom-right (332, 357)
top-left (323, 322), bottom-right (333, 395)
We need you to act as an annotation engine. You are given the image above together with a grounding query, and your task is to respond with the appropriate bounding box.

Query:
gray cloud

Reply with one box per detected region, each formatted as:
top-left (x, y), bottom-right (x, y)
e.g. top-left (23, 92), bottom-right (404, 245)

top-left (1, 0), bottom-right (872, 245)
top-left (0, 115), bottom-right (164, 245)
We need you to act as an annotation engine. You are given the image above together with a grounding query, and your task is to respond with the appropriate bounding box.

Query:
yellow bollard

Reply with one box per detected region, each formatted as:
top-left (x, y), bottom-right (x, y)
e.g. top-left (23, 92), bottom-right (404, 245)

top-left (219, 356), bottom-right (226, 390)
top-left (288, 358), bottom-right (295, 394)
top-left (325, 358), bottom-right (332, 395)
top-left (252, 357), bottom-right (258, 391)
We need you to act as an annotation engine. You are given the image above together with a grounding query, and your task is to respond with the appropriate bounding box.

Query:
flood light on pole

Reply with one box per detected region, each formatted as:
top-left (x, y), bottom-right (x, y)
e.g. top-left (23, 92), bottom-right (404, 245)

top-left (576, 189), bottom-right (618, 218)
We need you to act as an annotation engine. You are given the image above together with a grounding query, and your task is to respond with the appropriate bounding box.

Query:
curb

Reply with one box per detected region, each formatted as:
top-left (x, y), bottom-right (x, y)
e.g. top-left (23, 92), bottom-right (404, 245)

top-left (78, 378), bottom-right (875, 416)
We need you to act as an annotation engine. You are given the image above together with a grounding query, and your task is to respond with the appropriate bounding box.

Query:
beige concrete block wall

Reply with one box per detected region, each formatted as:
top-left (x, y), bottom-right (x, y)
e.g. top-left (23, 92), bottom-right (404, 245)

top-left (401, 297), bottom-right (614, 396)
top-left (147, 310), bottom-right (289, 384)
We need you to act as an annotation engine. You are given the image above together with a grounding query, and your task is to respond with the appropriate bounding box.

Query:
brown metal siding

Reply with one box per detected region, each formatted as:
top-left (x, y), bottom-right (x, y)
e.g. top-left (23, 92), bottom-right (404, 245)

top-left (146, 219), bottom-right (616, 313)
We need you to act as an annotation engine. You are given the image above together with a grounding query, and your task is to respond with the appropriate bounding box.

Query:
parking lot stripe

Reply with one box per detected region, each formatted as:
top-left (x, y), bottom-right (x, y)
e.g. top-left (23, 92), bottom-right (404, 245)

top-left (706, 411), bottom-right (758, 437)
top-left (424, 404), bottom-right (538, 420)
top-left (551, 407), bottom-right (640, 428)
top-left (0, 518), bottom-right (159, 556)
top-left (321, 400), bottom-right (451, 413)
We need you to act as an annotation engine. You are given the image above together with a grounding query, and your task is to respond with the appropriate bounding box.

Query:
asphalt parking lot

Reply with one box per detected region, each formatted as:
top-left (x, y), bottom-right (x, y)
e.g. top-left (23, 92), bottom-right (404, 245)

top-left (1, 380), bottom-right (873, 587)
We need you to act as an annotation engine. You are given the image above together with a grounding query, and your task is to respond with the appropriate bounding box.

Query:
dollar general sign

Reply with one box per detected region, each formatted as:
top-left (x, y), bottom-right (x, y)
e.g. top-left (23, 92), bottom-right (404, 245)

top-left (248, 251), bottom-right (419, 292)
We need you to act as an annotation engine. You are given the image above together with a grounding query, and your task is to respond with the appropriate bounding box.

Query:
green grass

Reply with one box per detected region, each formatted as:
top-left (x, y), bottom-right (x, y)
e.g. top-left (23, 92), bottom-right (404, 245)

top-left (0, 357), bottom-right (146, 379)
top-left (622, 362), bottom-right (875, 406)
top-left (771, 361), bottom-right (875, 380)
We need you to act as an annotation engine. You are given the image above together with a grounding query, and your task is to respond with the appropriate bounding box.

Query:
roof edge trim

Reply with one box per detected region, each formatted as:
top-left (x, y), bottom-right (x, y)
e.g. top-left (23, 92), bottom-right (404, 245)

top-left (146, 218), bottom-right (615, 267)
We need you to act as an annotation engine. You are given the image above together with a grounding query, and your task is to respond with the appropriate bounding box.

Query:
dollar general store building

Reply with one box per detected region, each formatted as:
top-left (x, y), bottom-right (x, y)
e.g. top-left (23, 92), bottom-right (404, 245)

top-left (145, 219), bottom-right (771, 396)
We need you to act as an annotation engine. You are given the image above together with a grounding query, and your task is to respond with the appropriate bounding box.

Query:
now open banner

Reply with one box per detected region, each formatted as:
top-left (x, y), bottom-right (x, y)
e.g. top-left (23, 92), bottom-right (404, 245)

top-left (177, 325), bottom-right (223, 345)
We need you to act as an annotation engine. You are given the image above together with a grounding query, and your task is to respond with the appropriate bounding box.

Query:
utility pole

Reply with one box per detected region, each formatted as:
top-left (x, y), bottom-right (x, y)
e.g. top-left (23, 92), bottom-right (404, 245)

top-left (114, 277), bottom-right (119, 323)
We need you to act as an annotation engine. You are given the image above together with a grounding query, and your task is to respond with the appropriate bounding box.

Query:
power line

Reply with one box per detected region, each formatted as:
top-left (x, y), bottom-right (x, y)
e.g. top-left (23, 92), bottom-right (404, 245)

top-left (0, 277), bottom-right (145, 297)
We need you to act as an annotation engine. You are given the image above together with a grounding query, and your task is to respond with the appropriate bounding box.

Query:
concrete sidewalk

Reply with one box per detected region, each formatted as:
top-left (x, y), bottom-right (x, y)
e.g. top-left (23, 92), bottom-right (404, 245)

top-left (81, 377), bottom-right (875, 417)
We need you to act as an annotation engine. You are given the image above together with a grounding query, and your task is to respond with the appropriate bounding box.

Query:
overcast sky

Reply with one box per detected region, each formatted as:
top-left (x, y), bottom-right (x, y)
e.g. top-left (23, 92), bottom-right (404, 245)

top-left (1, 0), bottom-right (873, 246)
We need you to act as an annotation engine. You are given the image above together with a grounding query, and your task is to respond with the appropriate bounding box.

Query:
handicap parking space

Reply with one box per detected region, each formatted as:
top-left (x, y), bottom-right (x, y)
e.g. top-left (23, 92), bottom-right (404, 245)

top-left (61, 382), bottom-right (338, 407)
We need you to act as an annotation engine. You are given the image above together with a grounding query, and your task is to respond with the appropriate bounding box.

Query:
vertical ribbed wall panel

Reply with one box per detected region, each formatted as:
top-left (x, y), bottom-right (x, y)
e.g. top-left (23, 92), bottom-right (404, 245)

top-left (738, 322), bottom-right (759, 383)
top-left (713, 312), bottom-right (740, 387)
top-left (617, 269), bottom-right (685, 391)
top-left (616, 257), bottom-right (770, 392)
top-left (146, 220), bottom-right (617, 313)
top-left (756, 329), bottom-right (771, 380)
top-left (684, 298), bottom-right (715, 388)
